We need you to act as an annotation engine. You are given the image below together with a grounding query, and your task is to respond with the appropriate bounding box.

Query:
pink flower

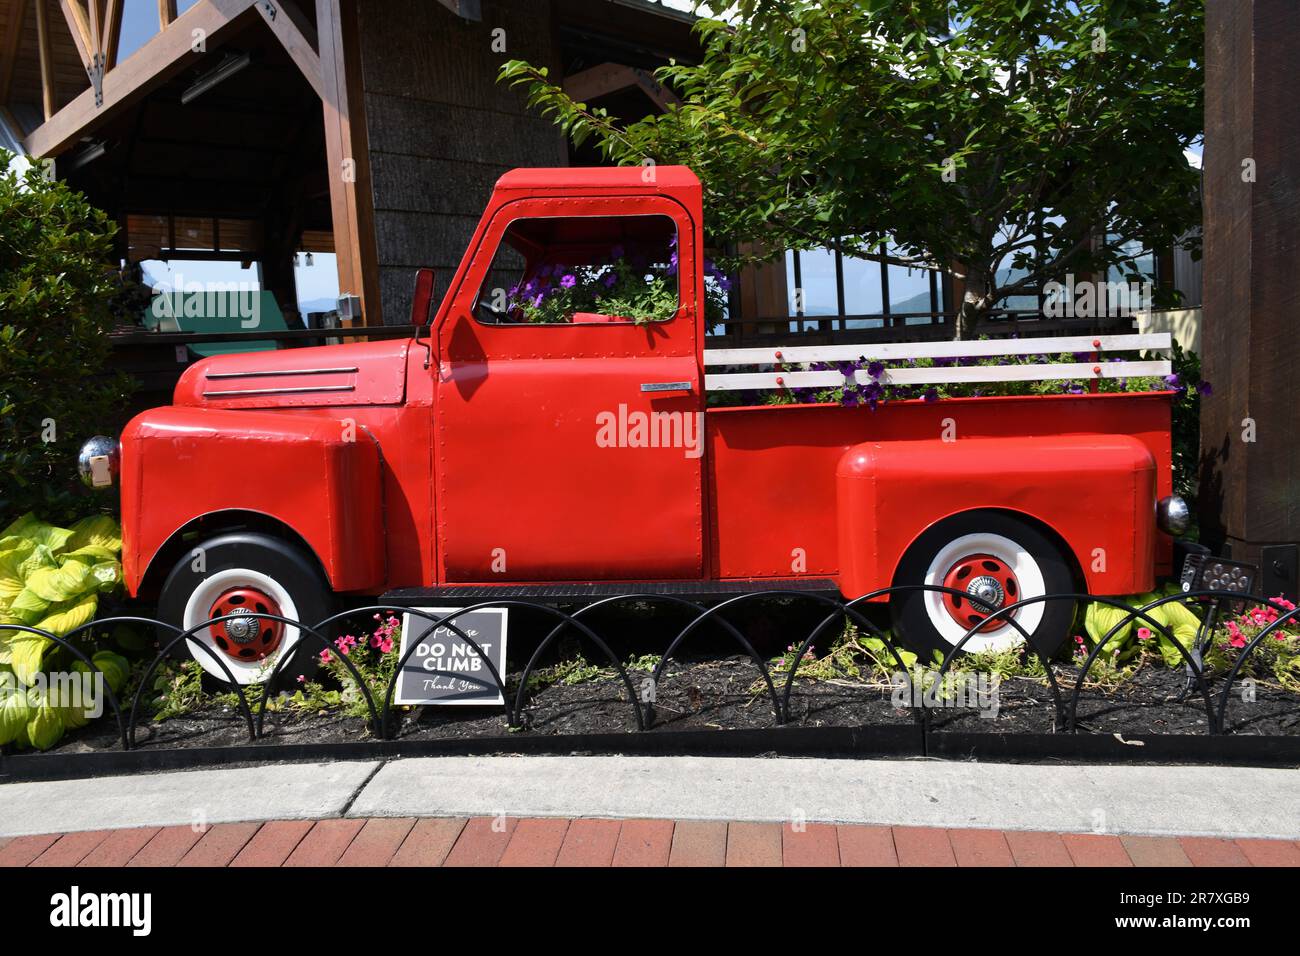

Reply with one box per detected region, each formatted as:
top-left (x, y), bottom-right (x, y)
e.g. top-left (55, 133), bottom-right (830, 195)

top-left (1136, 627), bottom-right (1152, 641)
top-left (1226, 622), bottom-right (1247, 649)
top-left (296, 674), bottom-right (305, 684)
top-left (320, 649), bottom-right (333, 663)
top-left (379, 638), bottom-right (394, 654)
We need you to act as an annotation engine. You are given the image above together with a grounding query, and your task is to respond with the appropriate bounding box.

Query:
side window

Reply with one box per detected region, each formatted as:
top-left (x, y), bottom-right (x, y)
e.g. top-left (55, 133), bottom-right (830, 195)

top-left (473, 214), bottom-right (679, 325)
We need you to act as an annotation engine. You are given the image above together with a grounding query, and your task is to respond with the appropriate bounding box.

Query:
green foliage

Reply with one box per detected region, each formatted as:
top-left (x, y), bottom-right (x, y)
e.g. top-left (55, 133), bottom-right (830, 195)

top-left (500, 0), bottom-right (1203, 336)
top-left (148, 658), bottom-right (210, 723)
top-left (1165, 342), bottom-right (1205, 506)
top-left (526, 653), bottom-right (661, 692)
top-left (0, 150), bottom-right (131, 524)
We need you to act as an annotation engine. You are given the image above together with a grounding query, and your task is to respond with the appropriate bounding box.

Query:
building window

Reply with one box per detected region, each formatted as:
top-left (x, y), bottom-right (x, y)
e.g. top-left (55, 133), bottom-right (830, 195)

top-left (785, 244), bottom-right (947, 332)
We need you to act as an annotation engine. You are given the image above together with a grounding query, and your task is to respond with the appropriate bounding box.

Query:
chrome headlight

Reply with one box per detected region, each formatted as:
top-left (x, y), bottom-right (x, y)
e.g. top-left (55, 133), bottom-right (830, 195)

top-left (77, 436), bottom-right (120, 489)
top-left (1156, 495), bottom-right (1190, 536)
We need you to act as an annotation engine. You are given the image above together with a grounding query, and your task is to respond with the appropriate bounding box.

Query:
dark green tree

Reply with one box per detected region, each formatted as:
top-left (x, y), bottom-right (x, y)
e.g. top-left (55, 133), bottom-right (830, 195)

top-left (501, 0), bottom-right (1203, 337)
top-left (0, 151), bottom-right (130, 523)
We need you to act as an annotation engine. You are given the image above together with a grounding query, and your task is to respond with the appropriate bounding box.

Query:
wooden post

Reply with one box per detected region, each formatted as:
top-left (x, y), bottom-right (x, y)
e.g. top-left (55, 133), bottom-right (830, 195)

top-left (1200, 0), bottom-right (1300, 599)
top-left (35, 0), bottom-right (57, 121)
top-left (315, 0), bottom-right (379, 325)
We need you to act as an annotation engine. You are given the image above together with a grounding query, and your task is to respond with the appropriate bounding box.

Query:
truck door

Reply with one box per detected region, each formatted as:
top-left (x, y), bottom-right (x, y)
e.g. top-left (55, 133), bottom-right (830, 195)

top-left (433, 196), bottom-right (705, 583)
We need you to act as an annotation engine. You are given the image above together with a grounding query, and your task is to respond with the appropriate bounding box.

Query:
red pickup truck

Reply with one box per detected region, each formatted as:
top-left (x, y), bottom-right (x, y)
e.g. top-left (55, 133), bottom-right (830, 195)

top-left (83, 166), bottom-right (1185, 684)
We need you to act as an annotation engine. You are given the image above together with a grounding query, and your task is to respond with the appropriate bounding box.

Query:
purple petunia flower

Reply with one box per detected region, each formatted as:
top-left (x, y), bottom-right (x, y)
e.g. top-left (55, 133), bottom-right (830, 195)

top-left (603, 272), bottom-right (618, 288)
top-left (867, 361), bottom-right (885, 380)
top-left (560, 273), bottom-right (577, 289)
top-left (923, 388), bottom-right (939, 403)
top-left (1197, 381), bottom-right (1213, 396)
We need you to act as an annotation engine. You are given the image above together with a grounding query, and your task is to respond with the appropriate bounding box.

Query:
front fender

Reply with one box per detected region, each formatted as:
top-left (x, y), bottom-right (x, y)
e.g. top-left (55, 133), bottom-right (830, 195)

top-left (835, 434), bottom-right (1157, 599)
top-left (120, 407), bottom-right (385, 595)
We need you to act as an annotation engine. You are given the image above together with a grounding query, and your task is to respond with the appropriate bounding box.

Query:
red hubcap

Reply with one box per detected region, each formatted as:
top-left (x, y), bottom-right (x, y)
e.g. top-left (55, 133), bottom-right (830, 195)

top-left (208, 587), bottom-right (284, 662)
top-left (941, 554), bottom-right (1020, 633)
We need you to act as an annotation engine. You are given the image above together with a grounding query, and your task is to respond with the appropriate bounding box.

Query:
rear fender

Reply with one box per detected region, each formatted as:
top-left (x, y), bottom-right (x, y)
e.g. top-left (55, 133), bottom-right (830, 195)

top-left (835, 434), bottom-right (1156, 598)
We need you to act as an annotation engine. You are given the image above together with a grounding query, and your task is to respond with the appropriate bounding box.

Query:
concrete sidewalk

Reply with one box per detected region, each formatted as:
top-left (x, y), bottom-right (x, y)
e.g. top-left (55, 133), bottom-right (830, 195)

top-left (1, 755), bottom-right (1298, 841)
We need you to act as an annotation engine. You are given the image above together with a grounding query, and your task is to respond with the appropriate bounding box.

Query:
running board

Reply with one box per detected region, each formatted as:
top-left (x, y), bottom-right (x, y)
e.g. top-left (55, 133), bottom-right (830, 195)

top-left (381, 578), bottom-right (842, 605)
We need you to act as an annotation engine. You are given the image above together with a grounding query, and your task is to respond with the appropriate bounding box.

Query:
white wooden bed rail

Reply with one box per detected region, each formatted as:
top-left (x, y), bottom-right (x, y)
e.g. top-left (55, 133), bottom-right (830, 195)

top-left (702, 332), bottom-right (1173, 392)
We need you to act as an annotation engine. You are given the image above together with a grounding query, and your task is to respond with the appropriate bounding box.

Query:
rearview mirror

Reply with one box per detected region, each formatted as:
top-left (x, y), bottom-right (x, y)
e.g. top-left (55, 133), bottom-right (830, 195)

top-left (410, 267), bottom-right (436, 327)
top-left (411, 268), bottom-right (438, 368)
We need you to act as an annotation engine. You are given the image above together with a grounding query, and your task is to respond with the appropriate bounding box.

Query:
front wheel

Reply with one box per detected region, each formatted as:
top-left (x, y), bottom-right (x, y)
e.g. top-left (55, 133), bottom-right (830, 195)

top-left (890, 511), bottom-right (1076, 661)
top-left (157, 532), bottom-right (334, 685)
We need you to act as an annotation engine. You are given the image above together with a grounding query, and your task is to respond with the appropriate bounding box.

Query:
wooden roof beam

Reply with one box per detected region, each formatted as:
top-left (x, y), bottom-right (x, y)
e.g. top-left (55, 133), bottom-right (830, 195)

top-left (35, 0), bottom-right (57, 120)
top-left (255, 0), bottom-right (323, 99)
top-left (103, 0), bottom-right (122, 69)
top-left (563, 61), bottom-right (679, 112)
top-left (58, 0), bottom-right (93, 69)
top-left (24, 0), bottom-right (262, 158)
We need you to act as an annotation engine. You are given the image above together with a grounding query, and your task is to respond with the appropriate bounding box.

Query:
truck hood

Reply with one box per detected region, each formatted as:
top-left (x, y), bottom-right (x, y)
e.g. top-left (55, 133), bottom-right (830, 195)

top-left (174, 339), bottom-right (411, 409)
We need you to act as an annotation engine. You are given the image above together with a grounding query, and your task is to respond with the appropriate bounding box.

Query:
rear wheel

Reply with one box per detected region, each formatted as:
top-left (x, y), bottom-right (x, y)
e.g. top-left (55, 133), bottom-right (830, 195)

top-left (890, 511), bottom-right (1075, 661)
top-left (157, 532), bottom-right (333, 685)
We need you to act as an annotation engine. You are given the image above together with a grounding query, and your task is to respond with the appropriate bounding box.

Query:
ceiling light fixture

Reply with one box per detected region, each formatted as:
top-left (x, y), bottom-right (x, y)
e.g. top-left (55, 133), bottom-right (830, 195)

top-left (180, 52), bottom-right (253, 105)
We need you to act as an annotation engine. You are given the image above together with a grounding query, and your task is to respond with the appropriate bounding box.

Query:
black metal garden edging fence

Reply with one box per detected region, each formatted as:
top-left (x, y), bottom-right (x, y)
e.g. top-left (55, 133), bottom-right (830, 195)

top-left (3, 584), bottom-right (1300, 781)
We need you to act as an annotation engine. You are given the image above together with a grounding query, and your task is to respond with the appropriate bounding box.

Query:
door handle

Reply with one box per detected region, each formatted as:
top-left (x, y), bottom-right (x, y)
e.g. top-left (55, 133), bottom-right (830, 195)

top-left (640, 381), bottom-right (693, 393)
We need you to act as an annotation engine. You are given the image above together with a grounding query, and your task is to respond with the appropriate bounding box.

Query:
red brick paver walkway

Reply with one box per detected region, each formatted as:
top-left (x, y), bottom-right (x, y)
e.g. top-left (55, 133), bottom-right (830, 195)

top-left (2, 820), bottom-right (1297, 866)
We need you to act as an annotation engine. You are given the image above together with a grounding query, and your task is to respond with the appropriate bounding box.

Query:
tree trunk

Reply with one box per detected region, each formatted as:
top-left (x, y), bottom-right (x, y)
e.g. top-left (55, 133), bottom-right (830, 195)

top-left (955, 271), bottom-right (991, 340)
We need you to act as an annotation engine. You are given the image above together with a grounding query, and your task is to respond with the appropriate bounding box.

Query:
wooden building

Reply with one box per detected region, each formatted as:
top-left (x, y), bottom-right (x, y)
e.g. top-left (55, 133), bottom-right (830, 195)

top-left (0, 0), bottom-right (700, 327)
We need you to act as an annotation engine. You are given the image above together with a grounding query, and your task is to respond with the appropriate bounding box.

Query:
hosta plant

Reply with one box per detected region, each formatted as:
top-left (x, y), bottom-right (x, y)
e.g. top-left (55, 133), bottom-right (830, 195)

top-left (0, 512), bottom-right (127, 749)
